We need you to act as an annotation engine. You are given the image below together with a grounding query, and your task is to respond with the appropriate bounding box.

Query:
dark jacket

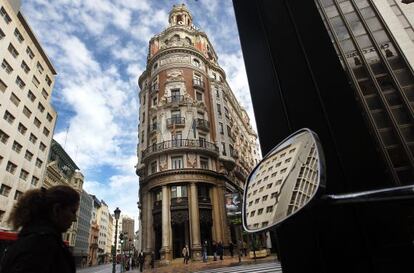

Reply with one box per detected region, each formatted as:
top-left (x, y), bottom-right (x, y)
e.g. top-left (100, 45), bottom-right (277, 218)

top-left (0, 221), bottom-right (75, 273)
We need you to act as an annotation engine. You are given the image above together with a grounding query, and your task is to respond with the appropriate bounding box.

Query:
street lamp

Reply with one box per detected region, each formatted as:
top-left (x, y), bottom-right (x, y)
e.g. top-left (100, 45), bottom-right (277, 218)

top-left (112, 207), bottom-right (121, 273)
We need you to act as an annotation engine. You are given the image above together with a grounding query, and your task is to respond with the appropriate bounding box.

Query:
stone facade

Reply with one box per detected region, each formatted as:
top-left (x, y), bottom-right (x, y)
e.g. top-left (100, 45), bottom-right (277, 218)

top-left (136, 4), bottom-right (259, 263)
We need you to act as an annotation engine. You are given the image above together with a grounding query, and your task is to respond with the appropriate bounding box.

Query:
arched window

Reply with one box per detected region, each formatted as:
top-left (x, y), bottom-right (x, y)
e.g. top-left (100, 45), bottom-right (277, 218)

top-left (185, 37), bottom-right (192, 45)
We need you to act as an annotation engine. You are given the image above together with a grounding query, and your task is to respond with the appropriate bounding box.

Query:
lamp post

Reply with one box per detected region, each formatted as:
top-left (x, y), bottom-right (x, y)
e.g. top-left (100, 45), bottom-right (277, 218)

top-left (112, 207), bottom-right (121, 273)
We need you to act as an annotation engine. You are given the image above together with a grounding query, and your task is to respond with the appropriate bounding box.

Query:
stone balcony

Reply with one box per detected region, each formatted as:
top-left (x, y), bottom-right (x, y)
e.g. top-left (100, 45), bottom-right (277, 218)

top-left (166, 117), bottom-right (185, 128)
top-left (142, 139), bottom-right (219, 160)
top-left (192, 79), bottom-right (205, 90)
top-left (195, 118), bottom-right (210, 132)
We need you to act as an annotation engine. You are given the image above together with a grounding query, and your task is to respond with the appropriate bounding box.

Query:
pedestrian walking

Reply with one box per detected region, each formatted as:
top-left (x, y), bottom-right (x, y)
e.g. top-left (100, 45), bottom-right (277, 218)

top-left (217, 241), bottom-right (224, 260)
top-left (202, 241), bottom-right (208, 262)
top-left (242, 240), bottom-right (248, 256)
top-left (212, 241), bottom-right (217, 261)
top-left (182, 245), bottom-right (190, 264)
top-left (138, 251), bottom-right (145, 272)
top-left (0, 185), bottom-right (80, 273)
top-left (229, 241), bottom-right (234, 257)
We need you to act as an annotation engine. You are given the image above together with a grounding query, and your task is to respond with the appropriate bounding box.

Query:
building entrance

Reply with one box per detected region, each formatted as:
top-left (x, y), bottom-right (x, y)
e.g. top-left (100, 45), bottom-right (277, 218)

top-left (172, 221), bottom-right (190, 258)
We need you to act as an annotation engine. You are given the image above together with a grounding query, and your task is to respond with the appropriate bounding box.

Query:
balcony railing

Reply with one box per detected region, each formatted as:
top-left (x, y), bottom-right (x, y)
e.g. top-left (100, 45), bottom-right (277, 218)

top-left (166, 95), bottom-right (184, 104)
top-left (193, 79), bottom-right (205, 89)
top-left (166, 117), bottom-right (185, 128)
top-left (142, 139), bottom-right (219, 159)
top-left (196, 118), bottom-right (210, 131)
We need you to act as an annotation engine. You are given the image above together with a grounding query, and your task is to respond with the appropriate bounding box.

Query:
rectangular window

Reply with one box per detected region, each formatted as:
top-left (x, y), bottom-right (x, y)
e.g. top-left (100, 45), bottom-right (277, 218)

top-left (0, 28), bottom-right (4, 39)
top-left (37, 62), bottom-right (44, 74)
top-left (39, 142), bottom-right (46, 151)
top-left (196, 91), bottom-right (203, 101)
top-left (3, 110), bottom-right (15, 124)
top-left (257, 208), bottom-right (264, 215)
top-left (0, 79), bottom-right (7, 92)
top-left (14, 190), bottom-right (23, 201)
top-left (227, 125), bottom-right (231, 137)
top-left (266, 206), bottom-right (273, 213)
top-left (1, 7), bottom-right (12, 24)
top-left (26, 46), bottom-right (34, 59)
top-left (27, 90), bottom-right (36, 101)
top-left (217, 104), bottom-right (222, 116)
top-left (31, 176), bottom-right (39, 186)
top-left (29, 133), bottom-right (37, 144)
top-left (150, 161), bottom-right (157, 174)
top-left (171, 156), bottom-right (183, 169)
top-left (0, 129), bottom-right (10, 144)
top-left (18, 123), bottom-right (27, 135)
top-left (19, 169), bottom-right (28, 181)
top-left (12, 141), bottom-right (22, 153)
top-left (46, 113), bottom-right (53, 122)
top-left (41, 89), bottom-right (48, 99)
top-left (271, 192), bottom-right (278, 199)
top-left (14, 28), bottom-right (24, 43)
top-left (8, 43), bottom-right (18, 58)
top-left (215, 87), bottom-right (220, 97)
top-left (21, 61), bottom-right (30, 73)
top-left (43, 127), bottom-right (50, 136)
top-left (45, 75), bottom-right (52, 86)
top-left (24, 150), bottom-right (33, 161)
top-left (10, 92), bottom-right (20, 106)
top-left (0, 210), bottom-right (4, 222)
top-left (266, 183), bottom-right (273, 189)
top-left (0, 184), bottom-right (12, 197)
top-left (280, 168), bottom-right (287, 174)
top-left (222, 142), bottom-right (226, 156)
top-left (32, 76), bottom-right (40, 88)
top-left (34, 118), bottom-right (41, 128)
top-left (38, 102), bottom-right (45, 112)
top-left (200, 157), bottom-right (209, 169)
top-left (219, 122), bottom-right (224, 134)
top-left (6, 161), bottom-right (17, 174)
top-left (2, 59), bottom-right (13, 74)
top-left (23, 106), bottom-right (32, 118)
top-left (171, 185), bottom-right (187, 198)
top-left (16, 76), bottom-right (25, 89)
top-left (35, 158), bottom-right (43, 168)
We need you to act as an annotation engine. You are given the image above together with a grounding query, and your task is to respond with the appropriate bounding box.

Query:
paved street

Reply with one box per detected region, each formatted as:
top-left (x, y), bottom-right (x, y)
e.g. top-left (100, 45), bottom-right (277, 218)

top-left (75, 256), bottom-right (281, 273)
top-left (193, 262), bottom-right (282, 273)
top-left (77, 263), bottom-right (121, 273)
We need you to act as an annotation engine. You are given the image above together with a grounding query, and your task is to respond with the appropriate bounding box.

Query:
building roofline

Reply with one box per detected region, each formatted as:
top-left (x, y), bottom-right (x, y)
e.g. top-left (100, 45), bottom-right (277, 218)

top-left (17, 12), bottom-right (57, 75)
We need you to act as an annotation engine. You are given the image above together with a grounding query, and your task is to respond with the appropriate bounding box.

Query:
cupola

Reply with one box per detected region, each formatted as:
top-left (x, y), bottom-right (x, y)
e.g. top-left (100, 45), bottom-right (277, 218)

top-left (168, 4), bottom-right (193, 27)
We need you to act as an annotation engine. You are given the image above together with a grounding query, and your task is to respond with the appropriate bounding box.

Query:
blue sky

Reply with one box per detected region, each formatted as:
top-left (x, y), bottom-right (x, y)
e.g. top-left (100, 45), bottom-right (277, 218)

top-left (21, 0), bottom-right (257, 225)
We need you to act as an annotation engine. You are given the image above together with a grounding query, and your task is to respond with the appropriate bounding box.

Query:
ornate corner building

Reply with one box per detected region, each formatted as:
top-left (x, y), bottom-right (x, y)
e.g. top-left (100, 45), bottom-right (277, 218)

top-left (136, 4), bottom-right (260, 263)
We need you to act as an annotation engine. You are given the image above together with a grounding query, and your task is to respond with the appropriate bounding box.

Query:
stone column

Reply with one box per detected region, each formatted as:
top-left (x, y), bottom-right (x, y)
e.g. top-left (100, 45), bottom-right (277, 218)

top-left (160, 185), bottom-right (172, 263)
top-left (141, 192), bottom-right (147, 253)
top-left (211, 186), bottom-right (223, 243)
top-left (145, 191), bottom-right (153, 252)
top-left (189, 183), bottom-right (202, 260)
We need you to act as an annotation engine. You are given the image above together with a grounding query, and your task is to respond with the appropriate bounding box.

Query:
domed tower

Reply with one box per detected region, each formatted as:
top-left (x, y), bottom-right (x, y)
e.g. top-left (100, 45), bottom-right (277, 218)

top-left (136, 4), bottom-right (258, 263)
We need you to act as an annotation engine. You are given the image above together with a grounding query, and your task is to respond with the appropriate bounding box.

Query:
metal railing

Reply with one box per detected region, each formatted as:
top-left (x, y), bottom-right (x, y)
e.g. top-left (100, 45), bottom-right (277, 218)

top-left (142, 139), bottom-right (219, 159)
top-left (196, 118), bottom-right (210, 130)
top-left (166, 117), bottom-right (185, 127)
top-left (193, 79), bottom-right (204, 89)
top-left (166, 95), bottom-right (184, 103)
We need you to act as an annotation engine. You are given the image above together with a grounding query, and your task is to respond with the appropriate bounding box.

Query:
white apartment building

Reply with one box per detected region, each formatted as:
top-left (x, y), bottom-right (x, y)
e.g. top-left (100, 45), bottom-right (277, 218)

top-left (0, 0), bottom-right (57, 229)
top-left (97, 201), bottom-right (110, 262)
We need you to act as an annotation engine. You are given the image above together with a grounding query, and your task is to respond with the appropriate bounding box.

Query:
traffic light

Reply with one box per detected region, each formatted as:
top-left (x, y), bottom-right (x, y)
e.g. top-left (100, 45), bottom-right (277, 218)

top-left (119, 233), bottom-right (124, 242)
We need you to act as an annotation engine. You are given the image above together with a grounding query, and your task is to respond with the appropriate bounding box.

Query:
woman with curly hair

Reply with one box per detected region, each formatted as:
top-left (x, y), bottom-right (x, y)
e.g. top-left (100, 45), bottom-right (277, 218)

top-left (0, 185), bottom-right (80, 273)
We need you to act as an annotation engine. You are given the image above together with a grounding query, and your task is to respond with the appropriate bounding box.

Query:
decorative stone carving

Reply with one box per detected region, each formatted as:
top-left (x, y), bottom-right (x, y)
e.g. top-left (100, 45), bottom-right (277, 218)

top-left (159, 155), bottom-right (168, 171)
top-left (171, 210), bottom-right (189, 225)
top-left (160, 55), bottom-right (190, 66)
top-left (166, 69), bottom-right (184, 82)
top-left (186, 153), bottom-right (197, 168)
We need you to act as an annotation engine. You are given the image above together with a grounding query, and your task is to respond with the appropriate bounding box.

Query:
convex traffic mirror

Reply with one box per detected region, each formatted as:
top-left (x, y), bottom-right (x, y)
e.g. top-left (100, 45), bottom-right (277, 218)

top-left (242, 129), bottom-right (325, 233)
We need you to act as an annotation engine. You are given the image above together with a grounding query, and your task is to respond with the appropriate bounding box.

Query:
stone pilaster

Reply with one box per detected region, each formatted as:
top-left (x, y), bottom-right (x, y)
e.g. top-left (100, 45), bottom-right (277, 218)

top-left (211, 186), bottom-right (223, 243)
top-left (189, 183), bottom-right (202, 260)
top-left (160, 185), bottom-right (172, 263)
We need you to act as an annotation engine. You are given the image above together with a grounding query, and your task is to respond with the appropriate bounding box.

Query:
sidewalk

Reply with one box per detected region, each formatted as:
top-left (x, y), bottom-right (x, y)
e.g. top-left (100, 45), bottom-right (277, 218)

top-left (129, 255), bottom-right (278, 273)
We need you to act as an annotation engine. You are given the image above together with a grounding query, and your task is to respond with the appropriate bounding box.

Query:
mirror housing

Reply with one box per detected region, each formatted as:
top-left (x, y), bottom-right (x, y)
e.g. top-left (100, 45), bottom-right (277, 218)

top-left (242, 128), bottom-right (325, 232)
